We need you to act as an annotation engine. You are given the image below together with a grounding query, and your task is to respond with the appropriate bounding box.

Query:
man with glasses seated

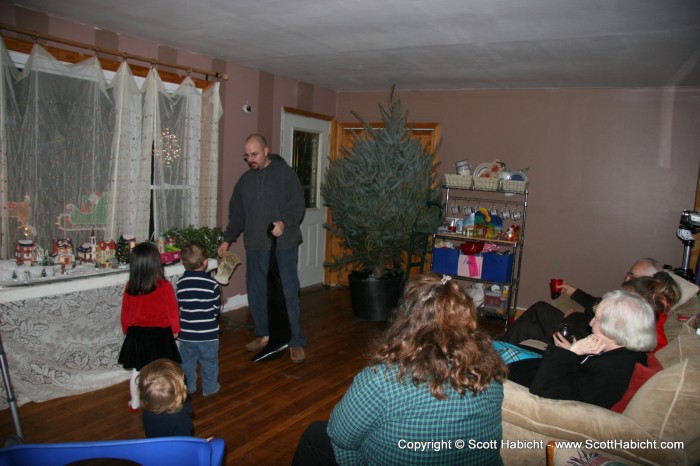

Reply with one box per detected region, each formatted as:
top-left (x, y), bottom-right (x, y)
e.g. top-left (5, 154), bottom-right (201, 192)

top-left (500, 258), bottom-right (663, 345)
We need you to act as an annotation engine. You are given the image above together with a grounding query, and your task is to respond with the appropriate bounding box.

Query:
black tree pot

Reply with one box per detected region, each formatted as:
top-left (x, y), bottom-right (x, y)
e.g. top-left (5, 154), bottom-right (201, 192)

top-left (348, 269), bottom-right (403, 322)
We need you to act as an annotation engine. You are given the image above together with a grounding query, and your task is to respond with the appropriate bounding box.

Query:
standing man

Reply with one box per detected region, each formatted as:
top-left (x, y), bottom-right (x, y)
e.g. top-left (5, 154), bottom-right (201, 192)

top-left (218, 134), bottom-right (307, 362)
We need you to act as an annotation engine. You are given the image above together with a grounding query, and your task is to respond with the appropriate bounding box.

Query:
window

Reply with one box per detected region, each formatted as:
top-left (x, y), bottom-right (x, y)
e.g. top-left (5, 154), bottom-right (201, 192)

top-left (0, 41), bottom-right (221, 259)
top-left (291, 129), bottom-right (320, 208)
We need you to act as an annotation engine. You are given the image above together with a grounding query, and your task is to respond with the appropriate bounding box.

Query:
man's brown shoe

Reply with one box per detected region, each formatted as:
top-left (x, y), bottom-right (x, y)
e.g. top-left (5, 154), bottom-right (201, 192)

top-left (245, 336), bottom-right (269, 352)
top-left (290, 347), bottom-right (305, 363)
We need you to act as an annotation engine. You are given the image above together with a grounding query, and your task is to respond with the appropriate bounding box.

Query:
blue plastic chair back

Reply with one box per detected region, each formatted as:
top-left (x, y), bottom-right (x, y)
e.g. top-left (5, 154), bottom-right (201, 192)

top-left (0, 436), bottom-right (225, 466)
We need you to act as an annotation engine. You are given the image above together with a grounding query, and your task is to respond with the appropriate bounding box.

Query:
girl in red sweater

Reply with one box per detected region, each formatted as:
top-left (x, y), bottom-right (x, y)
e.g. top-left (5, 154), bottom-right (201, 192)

top-left (118, 242), bottom-right (181, 413)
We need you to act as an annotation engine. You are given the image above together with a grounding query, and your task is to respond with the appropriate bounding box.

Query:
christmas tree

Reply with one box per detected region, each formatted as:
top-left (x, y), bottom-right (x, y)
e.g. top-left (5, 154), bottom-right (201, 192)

top-left (321, 88), bottom-right (443, 279)
top-left (115, 235), bottom-right (130, 265)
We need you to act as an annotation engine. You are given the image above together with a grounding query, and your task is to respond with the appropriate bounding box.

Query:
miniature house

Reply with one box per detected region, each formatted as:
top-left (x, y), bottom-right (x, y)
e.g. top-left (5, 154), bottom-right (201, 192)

top-left (96, 239), bottom-right (117, 267)
top-left (15, 239), bottom-right (36, 265)
top-left (77, 229), bottom-right (97, 262)
top-left (52, 238), bottom-right (74, 265)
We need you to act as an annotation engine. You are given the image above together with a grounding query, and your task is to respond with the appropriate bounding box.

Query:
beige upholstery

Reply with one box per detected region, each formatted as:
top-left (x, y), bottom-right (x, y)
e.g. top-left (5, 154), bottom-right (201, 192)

top-left (551, 293), bottom-right (585, 314)
top-left (501, 299), bottom-right (700, 466)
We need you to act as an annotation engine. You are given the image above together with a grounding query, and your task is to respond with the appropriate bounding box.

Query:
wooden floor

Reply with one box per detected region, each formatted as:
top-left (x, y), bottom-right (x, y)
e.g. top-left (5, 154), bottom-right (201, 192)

top-left (0, 285), bottom-right (506, 465)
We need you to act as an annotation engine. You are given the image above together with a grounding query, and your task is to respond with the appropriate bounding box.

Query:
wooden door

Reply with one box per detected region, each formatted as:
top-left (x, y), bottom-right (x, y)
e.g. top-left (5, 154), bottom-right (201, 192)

top-left (324, 122), bottom-right (441, 286)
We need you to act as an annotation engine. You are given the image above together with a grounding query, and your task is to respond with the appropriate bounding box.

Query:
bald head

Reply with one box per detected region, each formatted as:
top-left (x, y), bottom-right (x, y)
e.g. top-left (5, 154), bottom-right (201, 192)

top-left (245, 133), bottom-right (268, 148)
top-left (243, 134), bottom-right (270, 171)
top-left (625, 258), bottom-right (663, 282)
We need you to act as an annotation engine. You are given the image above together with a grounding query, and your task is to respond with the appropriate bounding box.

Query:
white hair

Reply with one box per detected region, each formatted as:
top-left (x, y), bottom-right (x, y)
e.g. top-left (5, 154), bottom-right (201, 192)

top-left (596, 290), bottom-right (657, 352)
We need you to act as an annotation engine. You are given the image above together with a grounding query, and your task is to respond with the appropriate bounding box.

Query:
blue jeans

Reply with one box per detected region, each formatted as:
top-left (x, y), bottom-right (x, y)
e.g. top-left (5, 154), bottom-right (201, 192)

top-left (246, 247), bottom-right (307, 347)
top-left (178, 340), bottom-right (219, 395)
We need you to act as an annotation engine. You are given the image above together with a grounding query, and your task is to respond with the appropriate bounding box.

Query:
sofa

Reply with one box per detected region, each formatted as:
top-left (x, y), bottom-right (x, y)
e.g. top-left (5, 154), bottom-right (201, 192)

top-left (500, 288), bottom-right (700, 465)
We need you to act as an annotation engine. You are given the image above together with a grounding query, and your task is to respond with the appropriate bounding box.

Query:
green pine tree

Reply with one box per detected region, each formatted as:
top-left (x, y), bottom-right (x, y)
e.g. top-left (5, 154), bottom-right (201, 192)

top-left (163, 226), bottom-right (223, 258)
top-left (115, 235), bottom-right (130, 264)
top-left (321, 89), bottom-right (443, 279)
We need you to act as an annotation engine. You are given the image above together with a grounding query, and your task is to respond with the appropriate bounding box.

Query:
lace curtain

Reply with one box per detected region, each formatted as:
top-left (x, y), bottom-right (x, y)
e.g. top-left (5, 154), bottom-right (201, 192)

top-left (0, 38), bottom-right (222, 258)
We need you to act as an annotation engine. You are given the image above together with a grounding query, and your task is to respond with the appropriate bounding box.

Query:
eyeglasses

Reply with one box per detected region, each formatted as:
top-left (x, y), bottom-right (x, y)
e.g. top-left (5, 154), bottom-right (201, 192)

top-left (243, 151), bottom-right (263, 161)
top-left (625, 271), bottom-right (639, 280)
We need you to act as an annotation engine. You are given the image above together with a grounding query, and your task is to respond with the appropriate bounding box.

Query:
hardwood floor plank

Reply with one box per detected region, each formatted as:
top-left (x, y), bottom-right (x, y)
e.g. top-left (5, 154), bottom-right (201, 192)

top-left (0, 285), bottom-right (504, 465)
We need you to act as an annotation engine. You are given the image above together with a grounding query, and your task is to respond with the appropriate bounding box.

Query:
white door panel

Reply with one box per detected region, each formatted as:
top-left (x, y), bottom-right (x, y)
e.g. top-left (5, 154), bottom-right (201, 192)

top-left (281, 112), bottom-right (330, 288)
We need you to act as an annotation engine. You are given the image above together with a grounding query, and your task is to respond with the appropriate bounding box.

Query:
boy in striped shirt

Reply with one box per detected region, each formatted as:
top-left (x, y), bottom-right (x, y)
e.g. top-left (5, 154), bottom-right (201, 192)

top-left (177, 241), bottom-right (222, 396)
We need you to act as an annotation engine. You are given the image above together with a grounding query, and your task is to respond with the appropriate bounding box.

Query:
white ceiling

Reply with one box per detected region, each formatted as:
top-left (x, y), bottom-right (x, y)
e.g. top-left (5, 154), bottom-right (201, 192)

top-left (10, 0), bottom-right (700, 92)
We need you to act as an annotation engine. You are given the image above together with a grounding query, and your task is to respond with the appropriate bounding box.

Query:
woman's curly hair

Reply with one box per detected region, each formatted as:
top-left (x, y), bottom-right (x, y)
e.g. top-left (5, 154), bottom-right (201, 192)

top-left (368, 273), bottom-right (507, 400)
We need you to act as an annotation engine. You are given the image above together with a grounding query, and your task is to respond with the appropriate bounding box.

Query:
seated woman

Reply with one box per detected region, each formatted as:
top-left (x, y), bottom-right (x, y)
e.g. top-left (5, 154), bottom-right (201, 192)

top-left (622, 272), bottom-right (680, 352)
top-left (500, 258), bottom-right (664, 345)
top-left (292, 273), bottom-right (508, 466)
top-left (507, 290), bottom-right (656, 409)
top-left (502, 271), bottom-right (678, 352)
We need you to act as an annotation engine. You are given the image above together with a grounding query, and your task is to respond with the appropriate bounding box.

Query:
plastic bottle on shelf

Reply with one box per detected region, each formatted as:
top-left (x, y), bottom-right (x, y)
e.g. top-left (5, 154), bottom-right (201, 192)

top-left (501, 285), bottom-right (509, 300)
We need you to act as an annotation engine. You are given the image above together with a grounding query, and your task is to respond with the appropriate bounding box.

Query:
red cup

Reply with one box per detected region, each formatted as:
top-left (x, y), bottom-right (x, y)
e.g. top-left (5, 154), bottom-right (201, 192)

top-left (549, 279), bottom-right (563, 300)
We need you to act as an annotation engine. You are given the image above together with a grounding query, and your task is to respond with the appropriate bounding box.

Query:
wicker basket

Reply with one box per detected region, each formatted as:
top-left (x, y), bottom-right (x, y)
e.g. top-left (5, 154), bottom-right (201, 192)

top-left (473, 177), bottom-right (500, 191)
top-left (501, 180), bottom-right (529, 193)
top-left (444, 174), bottom-right (473, 188)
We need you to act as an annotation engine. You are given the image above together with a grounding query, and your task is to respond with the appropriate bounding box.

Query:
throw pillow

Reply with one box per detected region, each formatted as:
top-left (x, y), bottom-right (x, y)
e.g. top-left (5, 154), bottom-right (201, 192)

top-left (624, 359), bottom-right (700, 444)
top-left (668, 271), bottom-right (699, 311)
top-left (655, 330), bottom-right (700, 369)
top-left (610, 354), bottom-right (662, 413)
top-left (646, 352), bottom-right (664, 371)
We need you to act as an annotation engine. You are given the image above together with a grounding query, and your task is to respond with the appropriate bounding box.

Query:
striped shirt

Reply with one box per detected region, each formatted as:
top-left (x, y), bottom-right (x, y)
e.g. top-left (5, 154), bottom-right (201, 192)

top-left (176, 270), bottom-right (221, 342)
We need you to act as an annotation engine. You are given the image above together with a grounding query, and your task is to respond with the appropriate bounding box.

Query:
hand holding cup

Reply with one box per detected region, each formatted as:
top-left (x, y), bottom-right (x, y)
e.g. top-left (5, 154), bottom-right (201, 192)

top-left (549, 278), bottom-right (564, 300)
top-left (554, 322), bottom-right (575, 348)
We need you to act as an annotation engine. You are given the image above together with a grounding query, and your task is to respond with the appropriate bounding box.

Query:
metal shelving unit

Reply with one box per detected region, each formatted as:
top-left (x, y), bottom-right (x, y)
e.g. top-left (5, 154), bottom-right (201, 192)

top-left (432, 183), bottom-right (529, 324)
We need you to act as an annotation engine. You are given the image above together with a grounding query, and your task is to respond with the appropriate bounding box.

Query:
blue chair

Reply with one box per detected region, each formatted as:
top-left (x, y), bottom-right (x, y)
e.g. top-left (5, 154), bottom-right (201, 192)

top-left (0, 436), bottom-right (225, 466)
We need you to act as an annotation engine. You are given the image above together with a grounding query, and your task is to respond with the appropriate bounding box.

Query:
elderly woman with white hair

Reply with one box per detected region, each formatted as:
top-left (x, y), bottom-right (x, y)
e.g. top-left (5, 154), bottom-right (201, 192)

top-left (507, 290), bottom-right (657, 409)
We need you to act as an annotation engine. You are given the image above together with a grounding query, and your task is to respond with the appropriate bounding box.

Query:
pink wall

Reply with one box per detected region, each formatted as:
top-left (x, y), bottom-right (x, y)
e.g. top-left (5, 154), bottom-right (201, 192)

top-left (4, 2), bottom-right (699, 310)
top-left (2, 3), bottom-right (338, 306)
top-left (337, 88), bottom-right (700, 305)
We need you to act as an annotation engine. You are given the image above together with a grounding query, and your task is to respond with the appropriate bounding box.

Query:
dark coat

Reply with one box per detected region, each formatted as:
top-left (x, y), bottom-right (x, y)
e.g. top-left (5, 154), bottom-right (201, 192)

top-left (509, 345), bottom-right (647, 409)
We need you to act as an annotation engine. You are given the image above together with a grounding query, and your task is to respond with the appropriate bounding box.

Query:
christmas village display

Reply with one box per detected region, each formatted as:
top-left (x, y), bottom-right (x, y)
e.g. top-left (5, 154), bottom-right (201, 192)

top-left (0, 220), bottom-right (222, 287)
top-left (0, 230), bottom-right (180, 286)
top-left (0, 126), bottom-right (196, 285)
top-left (2, 226), bottom-right (182, 286)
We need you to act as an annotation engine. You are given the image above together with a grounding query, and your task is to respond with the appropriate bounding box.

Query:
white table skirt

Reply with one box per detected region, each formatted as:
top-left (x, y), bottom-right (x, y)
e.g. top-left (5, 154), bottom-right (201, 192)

top-left (0, 260), bottom-right (217, 408)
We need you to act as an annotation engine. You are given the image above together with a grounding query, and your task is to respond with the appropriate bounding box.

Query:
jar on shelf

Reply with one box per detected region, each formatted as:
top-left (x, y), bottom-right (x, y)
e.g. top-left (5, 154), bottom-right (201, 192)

top-left (455, 159), bottom-right (471, 176)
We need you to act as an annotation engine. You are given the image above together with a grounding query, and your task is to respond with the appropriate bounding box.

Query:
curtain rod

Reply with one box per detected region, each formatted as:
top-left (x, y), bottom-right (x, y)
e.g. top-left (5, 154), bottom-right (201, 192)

top-left (0, 22), bottom-right (229, 81)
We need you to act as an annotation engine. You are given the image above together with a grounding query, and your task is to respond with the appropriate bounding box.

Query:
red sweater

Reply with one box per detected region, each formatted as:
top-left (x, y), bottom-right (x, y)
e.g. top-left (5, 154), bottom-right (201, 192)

top-left (120, 279), bottom-right (180, 334)
top-left (654, 312), bottom-right (668, 353)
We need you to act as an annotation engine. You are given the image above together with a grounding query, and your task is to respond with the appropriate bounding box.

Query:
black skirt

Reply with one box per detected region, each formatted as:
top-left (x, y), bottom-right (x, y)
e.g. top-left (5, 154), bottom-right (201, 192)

top-left (118, 326), bottom-right (181, 371)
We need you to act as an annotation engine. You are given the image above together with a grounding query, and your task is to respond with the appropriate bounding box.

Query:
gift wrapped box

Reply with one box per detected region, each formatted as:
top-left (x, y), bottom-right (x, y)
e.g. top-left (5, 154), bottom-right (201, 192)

top-left (458, 253), bottom-right (483, 278)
